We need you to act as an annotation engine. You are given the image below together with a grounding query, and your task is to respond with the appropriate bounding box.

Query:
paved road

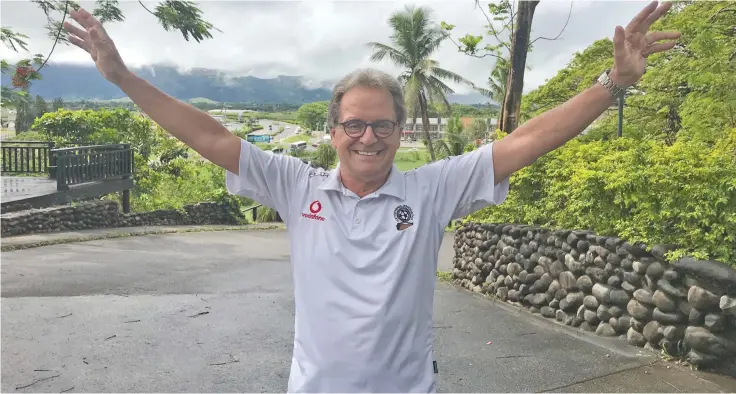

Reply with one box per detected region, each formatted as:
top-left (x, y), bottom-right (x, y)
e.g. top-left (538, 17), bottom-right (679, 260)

top-left (258, 120), bottom-right (301, 140)
top-left (2, 231), bottom-right (734, 393)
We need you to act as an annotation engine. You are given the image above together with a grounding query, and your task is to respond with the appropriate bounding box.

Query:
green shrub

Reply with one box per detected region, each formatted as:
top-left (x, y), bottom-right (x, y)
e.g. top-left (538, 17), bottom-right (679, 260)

top-left (31, 108), bottom-right (159, 157)
top-left (30, 108), bottom-right (256, 212)
top-left (467, 128), bottom-right (736, 264)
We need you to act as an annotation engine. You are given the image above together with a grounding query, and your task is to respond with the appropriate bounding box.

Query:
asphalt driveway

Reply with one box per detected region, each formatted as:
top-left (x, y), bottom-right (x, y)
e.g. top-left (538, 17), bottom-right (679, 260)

top-left (2, 230), bottom-right (733, 393)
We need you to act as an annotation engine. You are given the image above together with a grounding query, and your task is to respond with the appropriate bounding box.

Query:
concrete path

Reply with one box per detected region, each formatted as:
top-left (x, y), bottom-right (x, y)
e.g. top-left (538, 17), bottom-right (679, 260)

top-left (2, 230), bottom-right (734, 393)
top-left (0, 224), bottom-right (284, 251)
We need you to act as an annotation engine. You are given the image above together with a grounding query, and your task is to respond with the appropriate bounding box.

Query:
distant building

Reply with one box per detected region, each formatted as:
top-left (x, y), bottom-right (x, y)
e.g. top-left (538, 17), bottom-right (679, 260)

top-left (1, 108), bottom-right (17, 132)
top-left (401, 117), bottom-right (498, 140)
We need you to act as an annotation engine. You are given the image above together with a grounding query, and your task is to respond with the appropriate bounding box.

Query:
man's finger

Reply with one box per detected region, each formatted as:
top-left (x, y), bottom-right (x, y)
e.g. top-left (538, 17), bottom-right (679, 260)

top-left (646, 31), bottom-right (680, 44)
top-left (67, 34), bottom-right (91, 54)
top-left (626, 1), bottom-right (658, 32)
top-left (645, 41), bottom-right (677, 56)
top-left (69, 7), bottom-right (97, 30)
top-left (613, 25), bottom-right (626, 63)
top-left (63, 21), bottom-right (90, 42)
top-left (641, 2), bottom-right (673, 31)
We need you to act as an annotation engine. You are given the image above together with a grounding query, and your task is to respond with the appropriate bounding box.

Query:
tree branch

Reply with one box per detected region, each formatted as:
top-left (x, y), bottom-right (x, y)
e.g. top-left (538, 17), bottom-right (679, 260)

top-left (709, 7), bottom-right (736, 22)
top-left (475, 0), bottom-right (512, 52)
top-left (37, 0), bottom-right (69, 72)
top-left (528, 2), bottom-right (572, 49)
top-left (510, 0), bottom-right (516, 34)
top-left (138, 0), bottom-right (156, 16)
top-left (446, 34), bottom-right (505, 61)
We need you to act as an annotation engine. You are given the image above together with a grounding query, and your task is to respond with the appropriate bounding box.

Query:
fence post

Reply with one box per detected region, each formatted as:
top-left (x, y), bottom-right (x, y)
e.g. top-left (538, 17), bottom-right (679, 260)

top-left (48, 142), bottom-right (57, 178)
top-left (55, 154), bottom-right (68, 190)
top-left (121, 144), bottom-right (132, 213)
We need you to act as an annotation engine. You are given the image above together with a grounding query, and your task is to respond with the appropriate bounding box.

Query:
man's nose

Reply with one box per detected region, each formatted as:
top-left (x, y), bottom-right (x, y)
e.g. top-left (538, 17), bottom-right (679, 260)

top-left (359, 125), bottom-right (378, 145)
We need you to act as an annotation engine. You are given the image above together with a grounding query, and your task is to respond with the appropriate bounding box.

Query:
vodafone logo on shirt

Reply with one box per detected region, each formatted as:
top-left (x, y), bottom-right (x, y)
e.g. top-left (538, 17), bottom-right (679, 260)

top-left (301, 200), bottom-right (325, 221)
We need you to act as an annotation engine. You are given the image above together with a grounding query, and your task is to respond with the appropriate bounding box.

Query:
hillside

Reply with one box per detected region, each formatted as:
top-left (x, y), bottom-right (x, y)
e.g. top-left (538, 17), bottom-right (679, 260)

top-left (3, 63), bottom-right (492, 105)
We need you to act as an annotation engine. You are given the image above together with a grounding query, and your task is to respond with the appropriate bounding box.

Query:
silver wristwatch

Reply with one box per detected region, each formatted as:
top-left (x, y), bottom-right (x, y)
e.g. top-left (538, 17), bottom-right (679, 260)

top-left (597, 69), bottom-right (626, 99)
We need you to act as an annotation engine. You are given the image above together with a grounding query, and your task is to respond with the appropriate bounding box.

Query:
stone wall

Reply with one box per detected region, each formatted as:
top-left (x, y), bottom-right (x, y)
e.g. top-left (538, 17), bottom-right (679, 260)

top-left (1, 200), bottom-right (245, 237)
top-left (452, 222), bottom-right (736, 369)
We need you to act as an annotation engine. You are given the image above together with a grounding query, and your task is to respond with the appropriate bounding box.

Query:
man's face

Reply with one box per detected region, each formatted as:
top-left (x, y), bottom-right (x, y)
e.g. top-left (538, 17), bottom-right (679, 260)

top-left (331, 86), bottom-right (401, 183)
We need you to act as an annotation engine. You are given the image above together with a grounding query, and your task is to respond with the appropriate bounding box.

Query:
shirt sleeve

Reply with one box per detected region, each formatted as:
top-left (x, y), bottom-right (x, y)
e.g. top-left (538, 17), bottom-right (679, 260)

top-left (225, 138), bottom-right (310, 220)
top-left (418, 142), bottom-right (510, 224)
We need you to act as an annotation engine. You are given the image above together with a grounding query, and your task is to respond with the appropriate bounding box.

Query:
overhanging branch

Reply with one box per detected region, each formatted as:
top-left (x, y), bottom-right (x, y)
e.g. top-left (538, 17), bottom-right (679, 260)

top-left (446, 34), bottom-right (505, 61)
top-left (528, 1), bottom-right (573, 49)
top-left (474, 0), bottom-right (512, 52)
top-left (138, 0), bottom-right (156, 16)
top-left (37, 0), bottom-right (70, 72)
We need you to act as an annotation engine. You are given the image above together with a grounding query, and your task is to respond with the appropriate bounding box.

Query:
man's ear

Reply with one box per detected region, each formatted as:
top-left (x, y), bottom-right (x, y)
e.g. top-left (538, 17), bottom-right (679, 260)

top-left (330, 127), bottom-right (338, 148)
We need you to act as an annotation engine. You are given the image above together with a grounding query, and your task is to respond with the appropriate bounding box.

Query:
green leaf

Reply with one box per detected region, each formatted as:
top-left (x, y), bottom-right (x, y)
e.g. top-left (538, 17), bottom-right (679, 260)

top-left (440, 21), bottom-right (455, 31)
top-left (93, 0), bottom-right (125, 24)
top-left (1, 27), bottom-right (30, 52)
top-left (153, 0), bottom-right (219, 43)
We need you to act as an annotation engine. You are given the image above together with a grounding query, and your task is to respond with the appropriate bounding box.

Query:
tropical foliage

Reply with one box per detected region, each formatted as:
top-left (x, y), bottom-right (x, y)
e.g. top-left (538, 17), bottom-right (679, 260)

top-left (27, 108), bottom-right (249, 213)
top-left (468, 1), bottom-right (736, 264)
top-left (296, 101), bottom-right (329, 131)
top-left (368, 5), bottom-right (475, 161)
top-left (432, 116), bottom-right (471, 159)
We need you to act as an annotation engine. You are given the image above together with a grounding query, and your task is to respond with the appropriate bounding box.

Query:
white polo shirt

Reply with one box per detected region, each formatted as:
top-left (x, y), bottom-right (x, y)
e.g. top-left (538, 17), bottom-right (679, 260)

top-left (226, 139), bottom-right (509, 393)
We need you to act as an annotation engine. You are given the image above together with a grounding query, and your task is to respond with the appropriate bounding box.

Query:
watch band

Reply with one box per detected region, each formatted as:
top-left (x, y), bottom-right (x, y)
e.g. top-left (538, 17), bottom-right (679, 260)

top-left (597, 69), bottom-right (625, 98)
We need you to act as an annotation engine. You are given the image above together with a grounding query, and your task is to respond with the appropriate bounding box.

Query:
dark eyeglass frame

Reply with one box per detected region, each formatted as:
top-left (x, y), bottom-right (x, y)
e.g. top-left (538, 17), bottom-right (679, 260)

top-left (338, 119), bottom-right (399, 138)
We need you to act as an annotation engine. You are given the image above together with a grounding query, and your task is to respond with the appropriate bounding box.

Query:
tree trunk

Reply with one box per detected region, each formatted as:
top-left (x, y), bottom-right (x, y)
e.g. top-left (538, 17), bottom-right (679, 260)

top-left (418, 91), bottom-right (436, 161)
top-left (502, 0), bottom-right (539, 133)
top-left (497, 83), bottom-right (507, 132)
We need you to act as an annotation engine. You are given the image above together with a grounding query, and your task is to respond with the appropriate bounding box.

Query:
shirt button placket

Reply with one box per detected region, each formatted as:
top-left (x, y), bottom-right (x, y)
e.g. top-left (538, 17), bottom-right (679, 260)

top-left (352, 201), bottom-right (362, 229)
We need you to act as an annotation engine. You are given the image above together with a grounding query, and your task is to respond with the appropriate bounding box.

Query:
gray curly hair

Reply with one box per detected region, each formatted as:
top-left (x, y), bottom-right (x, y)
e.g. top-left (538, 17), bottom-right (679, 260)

top-left (327, 68), bottom-right (406, 129)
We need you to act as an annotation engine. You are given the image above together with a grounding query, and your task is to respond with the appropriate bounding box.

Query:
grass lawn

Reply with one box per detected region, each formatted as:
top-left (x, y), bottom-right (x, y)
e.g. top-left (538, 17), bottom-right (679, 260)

top-left (260, 111), bottom-right (298, 122)
top-left (221, 111), bottom-right (298, 123)
top-left (283, 134), bottom-right (311, 144)
top-left (394, 149), bottom-right (429, 171)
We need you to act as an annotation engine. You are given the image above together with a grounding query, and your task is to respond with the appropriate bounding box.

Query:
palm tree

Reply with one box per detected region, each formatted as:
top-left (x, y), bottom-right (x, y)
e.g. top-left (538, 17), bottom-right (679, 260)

top-left (477, 56), bottom-right (533, 128)
top-left (433, 115), bottom-right (471, 159)
top-left (367, 5), bottom-right (475, 161)
top-left (485, 57), bottom-right (510, 108)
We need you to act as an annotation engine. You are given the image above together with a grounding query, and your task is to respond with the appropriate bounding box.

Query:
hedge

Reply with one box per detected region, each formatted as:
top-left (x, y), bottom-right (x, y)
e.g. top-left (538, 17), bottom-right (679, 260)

top-left (467, 128), bottom-right (736, 265)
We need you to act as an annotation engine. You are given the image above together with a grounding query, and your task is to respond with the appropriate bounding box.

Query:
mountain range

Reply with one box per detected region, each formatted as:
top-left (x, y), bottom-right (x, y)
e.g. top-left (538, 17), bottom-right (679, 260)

top-left (3, 63), bottom-right (490, 105)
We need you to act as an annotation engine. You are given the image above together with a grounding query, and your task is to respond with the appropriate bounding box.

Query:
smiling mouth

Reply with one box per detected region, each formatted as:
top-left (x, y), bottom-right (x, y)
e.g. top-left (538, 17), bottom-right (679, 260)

top-left (354, 150), bottom-right (382, 156)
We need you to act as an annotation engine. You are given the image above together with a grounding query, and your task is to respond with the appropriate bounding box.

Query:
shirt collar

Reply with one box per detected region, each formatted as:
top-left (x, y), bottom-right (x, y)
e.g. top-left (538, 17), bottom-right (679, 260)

top-left (317, 163), bottom-right (406, 200)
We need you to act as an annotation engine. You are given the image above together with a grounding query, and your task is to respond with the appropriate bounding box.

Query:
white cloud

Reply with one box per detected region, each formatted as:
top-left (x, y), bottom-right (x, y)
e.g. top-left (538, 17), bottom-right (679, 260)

top-left (1, 0), bottom-right (652, 94)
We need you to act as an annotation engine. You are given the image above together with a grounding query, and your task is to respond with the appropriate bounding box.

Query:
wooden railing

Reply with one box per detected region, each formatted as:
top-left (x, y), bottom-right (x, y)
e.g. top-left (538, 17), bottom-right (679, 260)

top-left (0, 141), bottom-right (55, 174)
top-left (244, 204), bottom-right (262, 222)
top-left (53, 144), bottom-right (134, 190)
top-left (243, 204), bottom-right (283, 222)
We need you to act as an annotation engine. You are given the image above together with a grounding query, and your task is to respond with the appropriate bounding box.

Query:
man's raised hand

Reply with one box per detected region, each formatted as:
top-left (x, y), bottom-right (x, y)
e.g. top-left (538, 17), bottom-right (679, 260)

top-left (610, 1), bottom-right (681, 87)
top-left (63, 7), bottom-right (131, 86)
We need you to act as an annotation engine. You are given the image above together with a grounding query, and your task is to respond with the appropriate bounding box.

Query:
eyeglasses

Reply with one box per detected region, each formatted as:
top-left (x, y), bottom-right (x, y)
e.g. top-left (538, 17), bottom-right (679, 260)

top-left (339, 119), bottom-right (398, 138)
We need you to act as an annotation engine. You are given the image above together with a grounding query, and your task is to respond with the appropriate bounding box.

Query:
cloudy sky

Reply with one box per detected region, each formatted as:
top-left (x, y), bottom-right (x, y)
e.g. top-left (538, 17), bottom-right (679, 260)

top-left (2, 0), bottom-right (652, 94)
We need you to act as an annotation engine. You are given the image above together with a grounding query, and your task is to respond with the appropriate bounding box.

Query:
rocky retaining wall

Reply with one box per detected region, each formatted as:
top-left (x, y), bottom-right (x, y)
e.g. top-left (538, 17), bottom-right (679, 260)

top-left (452, 222), bottom-right (736, 368)
top-left (1, 200), bottom-right (245, 237)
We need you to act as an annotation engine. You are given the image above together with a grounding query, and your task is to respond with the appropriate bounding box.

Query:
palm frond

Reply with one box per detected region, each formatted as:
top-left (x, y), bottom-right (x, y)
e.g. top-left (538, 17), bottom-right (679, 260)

top-left (476, 86), bottom-right (494, 98)
top-left (430, 66), bottom-right (475, 87)
top-left (433, 139), bottom-right (452, 158)
top-left (427, 84), bottom-right (452, 115)
top-left (425, 75), bottom-right (455, 96)
top-left (367, 42), bottom-right (410, 67)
